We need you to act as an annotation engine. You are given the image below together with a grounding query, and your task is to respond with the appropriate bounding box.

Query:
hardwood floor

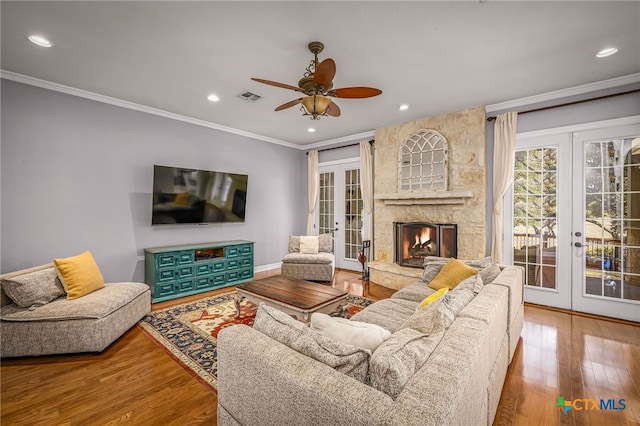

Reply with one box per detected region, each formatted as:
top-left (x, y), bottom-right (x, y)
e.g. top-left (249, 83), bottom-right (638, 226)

top-left (1, 270), bottom-right (638, 425)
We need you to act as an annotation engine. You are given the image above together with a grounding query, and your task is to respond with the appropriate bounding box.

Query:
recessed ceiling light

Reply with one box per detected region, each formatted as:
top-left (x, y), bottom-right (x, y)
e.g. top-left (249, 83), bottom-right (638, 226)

top-left (596, 47), bottom-right (618, 58)
top-left (307, 128), bottom-right (316, 133)
top-left (399, 104), bottom-right (409, 111)
top-left (207, 94), bottom-right (220, 102)
top-left (28, 35), bottom-right (52, 48)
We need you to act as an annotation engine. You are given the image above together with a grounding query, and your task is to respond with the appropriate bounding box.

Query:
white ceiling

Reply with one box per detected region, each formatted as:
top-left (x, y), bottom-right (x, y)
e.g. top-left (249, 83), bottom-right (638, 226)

top-left (1, 1), bottom-right (639, 147)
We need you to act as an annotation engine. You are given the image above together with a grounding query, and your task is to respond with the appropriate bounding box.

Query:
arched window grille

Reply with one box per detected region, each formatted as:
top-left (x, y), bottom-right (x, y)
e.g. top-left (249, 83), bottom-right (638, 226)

top-left (398, 129), bottom-right (449, 191)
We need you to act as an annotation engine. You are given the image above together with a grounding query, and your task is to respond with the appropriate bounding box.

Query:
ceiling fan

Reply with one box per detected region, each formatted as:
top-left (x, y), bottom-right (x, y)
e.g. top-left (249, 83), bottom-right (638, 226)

top-left (251, 41), bottom-right (382, 120)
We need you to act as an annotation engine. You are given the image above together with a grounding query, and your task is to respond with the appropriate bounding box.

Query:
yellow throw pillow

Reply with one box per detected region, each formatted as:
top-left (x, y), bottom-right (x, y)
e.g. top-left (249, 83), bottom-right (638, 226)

top-left (428, 258), bottom-right (478, 291)
top-left (419, 287), bottom-right (449, 308)
top-left (54, 250), bottom-right (105, 300)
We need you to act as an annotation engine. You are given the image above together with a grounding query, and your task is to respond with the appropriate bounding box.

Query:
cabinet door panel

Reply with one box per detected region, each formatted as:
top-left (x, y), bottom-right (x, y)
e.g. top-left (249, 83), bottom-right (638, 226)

top-left (156, 253), bottom-right (176, 268)
top-left (176, 265), bottom-right (194, 279)
top-left (157, 268), bottom-right (175, 283)
top-left (176, 251), bottom-right (194, 265)
top-left (195, 263), bottom-right (211, 275)
top-left (177, 279), bottom-right (194, 291)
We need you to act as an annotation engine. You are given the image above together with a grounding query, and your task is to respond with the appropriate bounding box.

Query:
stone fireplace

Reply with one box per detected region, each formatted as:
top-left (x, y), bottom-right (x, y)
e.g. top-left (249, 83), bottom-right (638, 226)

top-left (368, 106), bottom-right (487, 289)
top-left (394, 222), bottom-right (457, 268)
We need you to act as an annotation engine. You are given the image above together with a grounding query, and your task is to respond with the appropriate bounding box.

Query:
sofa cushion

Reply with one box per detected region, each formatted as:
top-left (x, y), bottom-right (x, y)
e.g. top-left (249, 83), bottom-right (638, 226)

top-left (428, 258), bottom-right (478, 291)
top-left (350, 298), bottom-right (418, 333)
top-left (252, 304), bottom-right (370, 383)
top-left (281, 252), bottom-right (334, 265)
top-left (1, 267), bottom-right (65, 309)
top-left (310, 313), bottom-right (391, 352)
top-left (300, 236), bottom-right (319, 254)
top-left (54, 250), bottom-right (105, 300)
top-left (369, 300), bottom-right (454, 398)
top-left (0, 282), bottom-right (149, 321)
top-left (391, 282), bottom-right (436, 303)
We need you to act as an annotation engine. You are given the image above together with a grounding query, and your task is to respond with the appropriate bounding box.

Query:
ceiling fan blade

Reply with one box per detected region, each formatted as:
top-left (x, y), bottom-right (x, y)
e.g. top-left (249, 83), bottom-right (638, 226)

top-left (313, 58), bottom-right (336, 88)
top-left (251, 78), bottom-right (305, 93)
top-left (331, 87), bottom-right (382, 98)
top-left (325, 101), bottom-right (341, 117)
top-left (275, 98), bottom-right (303, 111)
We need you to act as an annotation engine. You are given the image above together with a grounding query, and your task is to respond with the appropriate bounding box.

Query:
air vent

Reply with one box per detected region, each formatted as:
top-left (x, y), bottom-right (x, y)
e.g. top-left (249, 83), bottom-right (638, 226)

top-left (237, 91), bottom-right (262, 102)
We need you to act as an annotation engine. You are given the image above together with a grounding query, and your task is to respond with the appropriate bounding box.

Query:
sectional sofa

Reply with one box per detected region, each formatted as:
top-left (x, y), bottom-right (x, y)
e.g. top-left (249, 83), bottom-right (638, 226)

top-left (217, 259), bottom-right (524, 425)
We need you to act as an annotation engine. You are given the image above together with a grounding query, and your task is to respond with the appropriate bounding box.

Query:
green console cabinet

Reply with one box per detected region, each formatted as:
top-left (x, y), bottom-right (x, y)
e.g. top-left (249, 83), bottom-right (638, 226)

top-left (144, 240), bottom-right (254, 303)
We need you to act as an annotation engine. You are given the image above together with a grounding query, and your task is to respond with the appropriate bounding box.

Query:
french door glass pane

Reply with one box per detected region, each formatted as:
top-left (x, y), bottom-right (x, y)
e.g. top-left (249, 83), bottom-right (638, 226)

top-left (319, 172), bottom-right (334, 235)
top-left (512, 148), bottom-right (558, 289)
top-left (344, 169), bottom-right (362, 260)
top-left (583, 138), bottom-right (640, 302)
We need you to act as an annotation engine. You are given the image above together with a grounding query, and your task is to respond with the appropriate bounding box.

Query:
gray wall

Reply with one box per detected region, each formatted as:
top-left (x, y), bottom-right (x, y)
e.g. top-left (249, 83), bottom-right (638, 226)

top-left (1, 79), bottom-right (306, 281)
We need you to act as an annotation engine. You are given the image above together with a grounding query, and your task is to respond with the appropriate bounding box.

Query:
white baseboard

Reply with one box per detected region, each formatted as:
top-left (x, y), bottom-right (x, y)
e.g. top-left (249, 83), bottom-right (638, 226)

top-left (254, 263), bottom-right (281, 273)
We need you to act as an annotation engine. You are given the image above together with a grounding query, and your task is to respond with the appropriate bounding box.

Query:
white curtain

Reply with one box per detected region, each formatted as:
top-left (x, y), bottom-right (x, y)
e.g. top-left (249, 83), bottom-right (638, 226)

top-left (306, 150), bottom-right (319, 235)
top-left (491, 112), bottom-right (518, 263)
top-left (359, 141), bottom-right (373, 242)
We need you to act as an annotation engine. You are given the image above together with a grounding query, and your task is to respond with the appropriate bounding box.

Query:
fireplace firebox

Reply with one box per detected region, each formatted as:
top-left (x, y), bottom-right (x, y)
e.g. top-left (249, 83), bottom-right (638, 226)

top-left (394, 222), bottom-right (458, 268)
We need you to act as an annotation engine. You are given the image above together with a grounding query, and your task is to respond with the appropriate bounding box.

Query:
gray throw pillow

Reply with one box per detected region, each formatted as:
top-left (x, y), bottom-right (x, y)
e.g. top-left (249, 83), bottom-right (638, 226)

top-left (479, 263), bottom-right (502, 284)
top-left (252, 303), bottom-right (370, 383)
top-left (441, 288), bottom-right (476, 315)
top-left (318, 233), bottom-right (334, 253)
top-left (421, 264), bottom-right (444, 283)
top-left (369, 299), bottom-right (455, 398)
top-left (454, 274), bottom-right (485, 294)
top-left (1, 267), bottom-right (65, 309)
top-left (288, 236), bottom-right (300, 253)
top-left (369, 327), bottom-right (446, 399)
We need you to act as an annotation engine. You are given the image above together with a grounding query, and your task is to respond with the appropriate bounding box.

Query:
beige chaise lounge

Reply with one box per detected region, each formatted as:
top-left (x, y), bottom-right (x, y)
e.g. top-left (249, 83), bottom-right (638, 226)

top-left (0, 263), bottom-right (151, 358)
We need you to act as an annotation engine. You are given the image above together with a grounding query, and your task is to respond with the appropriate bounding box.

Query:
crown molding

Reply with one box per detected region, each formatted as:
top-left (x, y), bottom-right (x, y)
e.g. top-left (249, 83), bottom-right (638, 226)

top-left (486, 73), bottom-right (640, 113)
top-left (305, 130), bottom-right (375, 150)
top-left (0, 70), bottom-right (301, 149)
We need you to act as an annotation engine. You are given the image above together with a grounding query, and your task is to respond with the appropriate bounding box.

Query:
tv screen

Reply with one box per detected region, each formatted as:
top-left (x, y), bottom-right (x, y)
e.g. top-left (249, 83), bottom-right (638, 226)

top-left (152, 165), bottom-right (248, 225)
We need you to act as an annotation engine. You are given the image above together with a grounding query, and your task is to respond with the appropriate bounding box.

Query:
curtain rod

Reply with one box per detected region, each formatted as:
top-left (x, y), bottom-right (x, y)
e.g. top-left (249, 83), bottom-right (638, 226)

top-left (486, 88), bottom-right (640, 121)
top-left (306, 139), bottom-right (374, 155)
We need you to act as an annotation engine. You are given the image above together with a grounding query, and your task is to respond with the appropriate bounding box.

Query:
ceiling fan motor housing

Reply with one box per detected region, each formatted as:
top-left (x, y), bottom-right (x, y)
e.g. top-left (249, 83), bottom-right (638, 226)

top-left (298, 75), bottom-right (332, 93)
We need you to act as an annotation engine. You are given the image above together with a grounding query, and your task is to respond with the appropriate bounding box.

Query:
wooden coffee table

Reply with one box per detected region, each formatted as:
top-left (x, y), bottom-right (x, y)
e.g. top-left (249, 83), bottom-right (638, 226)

top-left (235, 275), bottom-right (348, 323)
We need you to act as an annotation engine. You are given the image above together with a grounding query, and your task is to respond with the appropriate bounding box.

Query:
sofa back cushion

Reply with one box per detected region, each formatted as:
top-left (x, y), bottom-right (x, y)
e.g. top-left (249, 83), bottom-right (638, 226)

top-left (253, 303), bottom-right (370, 383)
top-left (288, 233), bottom-right (334, 253)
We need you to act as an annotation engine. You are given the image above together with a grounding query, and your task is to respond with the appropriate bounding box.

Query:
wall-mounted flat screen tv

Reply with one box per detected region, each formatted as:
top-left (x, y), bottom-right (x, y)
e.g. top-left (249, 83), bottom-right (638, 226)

top-left (152, 165), bottom-right (248, 225)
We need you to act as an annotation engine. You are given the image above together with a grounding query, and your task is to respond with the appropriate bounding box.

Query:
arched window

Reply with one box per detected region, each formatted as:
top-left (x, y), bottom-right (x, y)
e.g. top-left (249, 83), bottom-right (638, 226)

top-left (398, 129), bottom-right (448, 191)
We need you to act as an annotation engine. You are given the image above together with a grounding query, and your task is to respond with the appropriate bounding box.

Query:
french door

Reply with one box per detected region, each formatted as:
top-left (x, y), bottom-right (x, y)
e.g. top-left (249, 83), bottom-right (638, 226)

top-left (505, 119), bottom-right (640, 322)
top-left (317, 160), bottom-right (363, 271)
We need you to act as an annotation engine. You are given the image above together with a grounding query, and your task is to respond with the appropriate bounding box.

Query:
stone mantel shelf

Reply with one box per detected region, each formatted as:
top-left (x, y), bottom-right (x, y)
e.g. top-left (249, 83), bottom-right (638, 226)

top-left (374, 190), bottom-right (474, 206)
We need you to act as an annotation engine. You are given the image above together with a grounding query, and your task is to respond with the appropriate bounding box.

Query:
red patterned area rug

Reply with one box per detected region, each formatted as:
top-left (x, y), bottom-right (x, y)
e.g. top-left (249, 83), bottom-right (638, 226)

top-left (137, 290), bottom-right (374, 393)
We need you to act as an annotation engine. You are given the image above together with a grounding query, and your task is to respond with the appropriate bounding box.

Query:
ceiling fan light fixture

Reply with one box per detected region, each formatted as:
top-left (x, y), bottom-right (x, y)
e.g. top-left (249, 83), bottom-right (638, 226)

top-left (301, 95), bottom-right (332, 118)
